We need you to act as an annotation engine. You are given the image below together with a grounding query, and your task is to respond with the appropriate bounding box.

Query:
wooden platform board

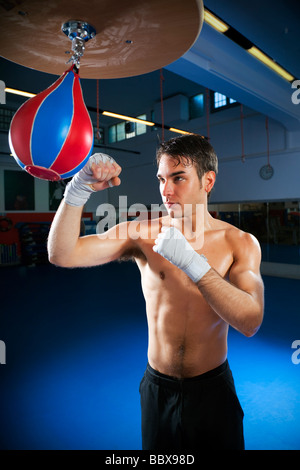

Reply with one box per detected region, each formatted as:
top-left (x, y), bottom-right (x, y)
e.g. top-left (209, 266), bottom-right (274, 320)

top-left (0, 0), bottom-right (203, 78)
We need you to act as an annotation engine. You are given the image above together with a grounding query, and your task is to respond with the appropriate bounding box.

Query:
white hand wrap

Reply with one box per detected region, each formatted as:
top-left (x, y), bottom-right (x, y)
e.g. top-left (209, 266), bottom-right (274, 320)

top-left (153, 226), bottom-right (211, 283)
top-left (64, 153), bottom-right (115, 207)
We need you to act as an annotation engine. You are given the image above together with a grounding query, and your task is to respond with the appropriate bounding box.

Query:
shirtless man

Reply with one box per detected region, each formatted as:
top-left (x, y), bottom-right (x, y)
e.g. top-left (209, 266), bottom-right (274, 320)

top-left (48, 134), bottom-right (264, 451)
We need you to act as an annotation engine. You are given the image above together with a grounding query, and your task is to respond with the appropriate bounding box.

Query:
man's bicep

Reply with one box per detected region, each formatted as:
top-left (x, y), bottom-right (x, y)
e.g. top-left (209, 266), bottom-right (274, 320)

top-left (76, 222), bottom-right (134, 266)
top-left (229, 233), bottom-right (264, 302)
top-left (229, 264), bottom-right (264, 301)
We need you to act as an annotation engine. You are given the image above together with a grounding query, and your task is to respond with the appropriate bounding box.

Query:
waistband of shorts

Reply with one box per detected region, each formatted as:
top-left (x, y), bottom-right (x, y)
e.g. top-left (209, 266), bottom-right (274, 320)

top-left (145, 359), bottom-right (229, 389)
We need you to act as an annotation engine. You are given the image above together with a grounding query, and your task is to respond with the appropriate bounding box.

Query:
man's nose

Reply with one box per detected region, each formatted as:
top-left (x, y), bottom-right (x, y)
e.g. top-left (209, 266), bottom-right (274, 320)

top-left (162, 180), bottom-right (174, 197)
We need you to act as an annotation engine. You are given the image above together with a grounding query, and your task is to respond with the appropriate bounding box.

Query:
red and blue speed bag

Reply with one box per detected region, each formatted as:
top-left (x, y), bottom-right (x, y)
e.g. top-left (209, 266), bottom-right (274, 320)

top-left (9, 67), bottom-right (94, 181)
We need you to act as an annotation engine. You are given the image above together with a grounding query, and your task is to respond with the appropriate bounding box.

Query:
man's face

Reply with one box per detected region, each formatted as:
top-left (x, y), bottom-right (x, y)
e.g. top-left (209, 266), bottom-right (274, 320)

top-left (156, 154), bottom-right (205, 219)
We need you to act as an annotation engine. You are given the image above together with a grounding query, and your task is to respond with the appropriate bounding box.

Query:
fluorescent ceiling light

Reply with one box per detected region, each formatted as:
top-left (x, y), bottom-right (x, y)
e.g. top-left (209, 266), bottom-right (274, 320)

top-left (204, 10), bottom-right (229, 33)
top-left (5, 87), bottom-right (36, 98)
top-left (204, 9), bottom-right (294, 82)
top-left (102, 111), bottom-right (155, 126)
top-left (248, 46), bottom-right (295, 82)
top-left (169, 128), bottom-right (191, 135)
top-left (5, 87), bottom-right (192, 135)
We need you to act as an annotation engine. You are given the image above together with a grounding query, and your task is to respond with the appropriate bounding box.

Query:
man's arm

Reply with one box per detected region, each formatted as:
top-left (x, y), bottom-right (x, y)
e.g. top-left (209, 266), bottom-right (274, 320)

top-left (196, 232), bottom-right (264, 337)
top-left (48, 153), bottom-right (133, 268)
top-left (48, 202), bottom-right (133, 268)
top-left (153, 227), bottom-right (264, 337)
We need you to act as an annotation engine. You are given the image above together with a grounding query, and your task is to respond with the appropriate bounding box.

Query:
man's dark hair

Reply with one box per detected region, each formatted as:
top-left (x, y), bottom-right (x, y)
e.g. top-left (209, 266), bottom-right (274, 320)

top-left (156, 134), bottom-right (218, 184)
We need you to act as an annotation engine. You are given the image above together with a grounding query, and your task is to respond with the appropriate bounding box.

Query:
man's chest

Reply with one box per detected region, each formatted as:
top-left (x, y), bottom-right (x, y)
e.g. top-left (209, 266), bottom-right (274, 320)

top-left (135, 231), bottom-right (234, 280)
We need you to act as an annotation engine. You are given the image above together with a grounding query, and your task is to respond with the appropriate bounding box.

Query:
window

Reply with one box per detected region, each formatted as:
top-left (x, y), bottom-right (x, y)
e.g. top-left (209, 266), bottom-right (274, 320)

top-left (189, 93), bottom-right (204, 119)
top-left (214, 92), bottom-right (227, 108)
top-left (0, 107), bottom-right (15, 131)
top-left (208, 201), bottom-right (300, 266)
top-left (108, 114), bottom-right (147, 143)
top-left (136, 119), bottom-right (147, 136)
top-left (116, 122), bottom-right (125, 141)
top-left (108, 126), bottom-right (116, 143)
top-left (211, 91), bottom-right (237, 112)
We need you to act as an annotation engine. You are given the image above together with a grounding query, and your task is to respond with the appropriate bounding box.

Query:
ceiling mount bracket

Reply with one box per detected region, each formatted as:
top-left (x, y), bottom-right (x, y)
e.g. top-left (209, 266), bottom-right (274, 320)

top-left (62, 20), bottom-right (96, 68)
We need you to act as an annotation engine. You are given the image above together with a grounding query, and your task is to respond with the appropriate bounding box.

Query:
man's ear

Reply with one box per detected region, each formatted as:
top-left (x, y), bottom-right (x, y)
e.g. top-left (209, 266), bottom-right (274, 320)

top-left (204, 171), bottom-right (216, 193)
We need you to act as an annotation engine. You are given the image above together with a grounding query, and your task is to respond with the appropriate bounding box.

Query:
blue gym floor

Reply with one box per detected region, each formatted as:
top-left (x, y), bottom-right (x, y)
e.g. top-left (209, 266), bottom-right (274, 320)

top-left (0, 261), bottom-right (299, 450)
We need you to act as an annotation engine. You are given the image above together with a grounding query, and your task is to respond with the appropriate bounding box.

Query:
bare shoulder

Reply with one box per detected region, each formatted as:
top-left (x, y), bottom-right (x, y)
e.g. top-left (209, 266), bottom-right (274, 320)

top-left (221, 221), bottom-right (264, 302)
top-left (211, 216), bottom-right (261, 260)
top-left (219, 221), bottom-right (262, 270)
top-left (228, 226), bottom-right (260, 257)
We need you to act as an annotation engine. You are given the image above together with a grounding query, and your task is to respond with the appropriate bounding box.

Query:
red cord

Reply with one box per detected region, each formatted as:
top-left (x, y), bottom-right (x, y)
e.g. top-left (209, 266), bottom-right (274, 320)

top-left (96, 79), bottom-right (100, 141)
top-left (240, 104), bottom-right (245, 163)
top-left (160, 69), bottom-right (165, 142)
top-left (206, 88), bottom-right (210, 141)
top-left (265, 116), bottom-right (270, 167)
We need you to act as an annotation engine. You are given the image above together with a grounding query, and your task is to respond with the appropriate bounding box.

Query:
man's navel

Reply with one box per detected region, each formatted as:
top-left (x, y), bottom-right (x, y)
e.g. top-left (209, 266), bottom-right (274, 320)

top-left (178, 344), bottom-right (185, 358)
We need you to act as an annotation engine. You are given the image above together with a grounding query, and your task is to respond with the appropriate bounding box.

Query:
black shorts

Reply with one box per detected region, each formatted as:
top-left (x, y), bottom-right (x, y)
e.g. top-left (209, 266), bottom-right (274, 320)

top-left (139, 360), bottom-right (244, 451)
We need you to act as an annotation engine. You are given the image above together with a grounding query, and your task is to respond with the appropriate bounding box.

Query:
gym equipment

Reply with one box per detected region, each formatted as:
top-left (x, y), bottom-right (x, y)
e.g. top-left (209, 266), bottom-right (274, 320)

top-left (3, 0), bottom-right (204, 180)
top-left (9, 64), bottom-right (94, 181)
top-left (0, 0), bottom-right (203, 79)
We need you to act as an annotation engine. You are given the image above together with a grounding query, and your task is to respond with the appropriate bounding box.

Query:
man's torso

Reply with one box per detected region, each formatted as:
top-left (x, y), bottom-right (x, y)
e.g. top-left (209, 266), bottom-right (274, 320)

top-left (128, 216), bottom-right (239, 378)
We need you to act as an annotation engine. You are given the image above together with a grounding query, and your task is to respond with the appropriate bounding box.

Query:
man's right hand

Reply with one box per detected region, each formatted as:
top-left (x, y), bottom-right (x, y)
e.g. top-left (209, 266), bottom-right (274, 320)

top-left (64, 153), bottom-right (121, 206)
